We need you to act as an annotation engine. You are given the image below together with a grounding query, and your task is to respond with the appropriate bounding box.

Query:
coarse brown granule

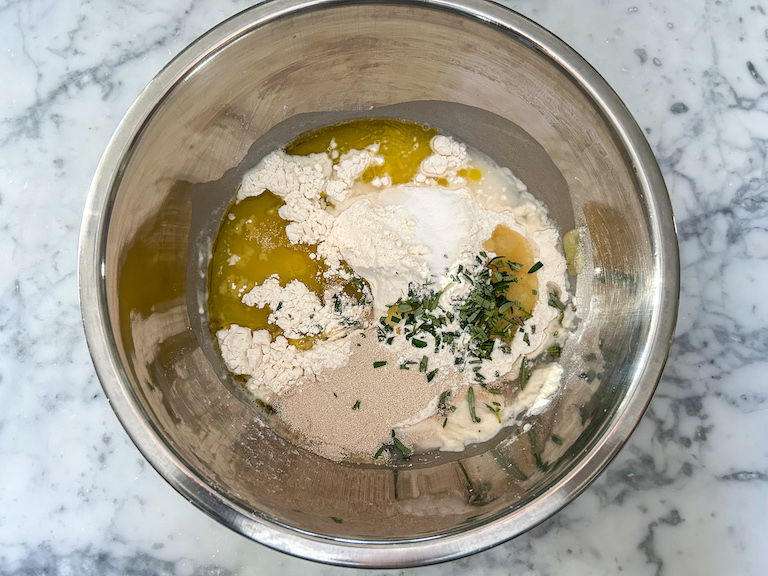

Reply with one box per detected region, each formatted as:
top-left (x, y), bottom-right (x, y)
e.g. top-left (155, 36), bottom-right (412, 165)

top-left (274, 329), bottom-right (462, 462)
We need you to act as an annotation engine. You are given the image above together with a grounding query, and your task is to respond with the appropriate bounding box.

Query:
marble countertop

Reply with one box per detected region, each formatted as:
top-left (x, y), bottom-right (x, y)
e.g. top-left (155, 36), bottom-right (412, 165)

top-left (2, 0), bottom-right (767, 574)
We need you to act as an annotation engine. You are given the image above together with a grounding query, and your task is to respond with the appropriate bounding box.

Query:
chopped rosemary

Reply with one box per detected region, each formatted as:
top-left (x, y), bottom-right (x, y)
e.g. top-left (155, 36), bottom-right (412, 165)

top-left (374, 432), bottom-right (412, 459)
top-left (468, 386), bottom-right (481, 423)
top-left (519, 356), bottom-right (529, 390)
top-left (548, 346), bottom-right (561, 357)
top-left (437, 390), bottom-right (456, 416)
top-left (392, 436), bottom-right (412, 456)
top-left (528, 261), bottom-right (543, 273)
top-left (443, 417), bottom-right (448, 428)
top-left (352, 400), bottom-right (361, 410)
top-left (548, 292), bottom-right (566, 310)
top-left (485, 403), bottom-right (502, 423)
top-left (426, 368), bottom-right (439, 382)
top-left (372, 251), bottom-right (553, 386)
top-left (373, 360), bottom-right (387, 368)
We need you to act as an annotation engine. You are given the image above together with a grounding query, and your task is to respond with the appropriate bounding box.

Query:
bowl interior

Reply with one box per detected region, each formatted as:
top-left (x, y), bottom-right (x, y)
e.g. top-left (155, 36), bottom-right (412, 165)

top-left (87, 0), bottom-right (675, 563)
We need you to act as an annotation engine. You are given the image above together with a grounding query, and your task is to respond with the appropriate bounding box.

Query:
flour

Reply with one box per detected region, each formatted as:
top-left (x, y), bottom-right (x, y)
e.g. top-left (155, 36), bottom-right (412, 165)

top-left (237, 151), bottom-right (335, 247)
top-left (329, 198), bottom-right (431, 315)
top-left (242, 277), bottom-right (325, 339)
top-left (325, 146), bottom-right (382, 203)
top-left (215, 126), bottom-right (574, 459)
top-left (419, 135), bottom-right (467, 178)
top-left (217, 325), bottom-right (352, 396)
top-left (224, 273), bottom-right (371, 394)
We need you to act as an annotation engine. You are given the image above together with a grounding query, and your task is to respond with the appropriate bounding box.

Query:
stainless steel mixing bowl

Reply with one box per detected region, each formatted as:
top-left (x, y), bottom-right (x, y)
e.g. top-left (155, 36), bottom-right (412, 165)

top-left (78, 0), bottom-right (679, 567)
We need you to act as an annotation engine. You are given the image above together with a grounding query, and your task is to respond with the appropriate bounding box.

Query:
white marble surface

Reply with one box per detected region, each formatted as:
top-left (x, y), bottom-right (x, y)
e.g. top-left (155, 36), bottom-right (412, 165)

top-left (1, 0), bottom-right (767, 574)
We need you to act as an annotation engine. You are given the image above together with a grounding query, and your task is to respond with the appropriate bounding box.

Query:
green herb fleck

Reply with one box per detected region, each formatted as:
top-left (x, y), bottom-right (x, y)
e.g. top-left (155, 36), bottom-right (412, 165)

top-left (412, 338), bottom-right (428, 348)
top-left (331, 516), bottom-right (343, 524)
top-left (520, 356), bottom-right (530, 390)
top-left (399, 360), bottom-right (416, 370)
top-left (485, 403), bottom-right (502, 423)
top-left (528, 261), bottom-right (543, 273)
top-left (374, 444), bottom-right (386, 459)
top-left (426, 368), bottom-right (439, 382)
top-left (419, 355), bottom-right (429, 372)
top-left (468, 386), bottom-right (481, 423)
top-left (551, 434), bottom-right (563, 445)
top-left (442, 417), bottom-right (448, 428)
top-left (523, 333), bottom-right (530, 345)
top-left (393, 436), bottom-right (411, 456)
top-left (548, 346), bottom-right (561, 357)
top-left (438, 390), bottom-right (455, 415)
top-left (352, 400), bottom-right (361, 410)
top-left (548, 292), bottom-right (566, 310)
top-left (373, 360), bottom-right (387, 368)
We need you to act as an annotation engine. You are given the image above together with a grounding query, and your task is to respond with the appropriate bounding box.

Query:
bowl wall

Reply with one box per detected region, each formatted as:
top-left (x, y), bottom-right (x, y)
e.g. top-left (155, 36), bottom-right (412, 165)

top-left (80, 0), bottom-right (678, 566)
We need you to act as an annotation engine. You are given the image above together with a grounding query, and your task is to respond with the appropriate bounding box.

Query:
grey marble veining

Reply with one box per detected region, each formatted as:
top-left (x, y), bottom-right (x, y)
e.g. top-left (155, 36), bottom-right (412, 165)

top-left (1, 0), bottom-right (766, 574)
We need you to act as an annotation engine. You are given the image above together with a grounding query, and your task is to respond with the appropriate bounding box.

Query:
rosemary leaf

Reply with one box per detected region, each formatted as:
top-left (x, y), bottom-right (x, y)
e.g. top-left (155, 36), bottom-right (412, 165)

top-left (520, 357), bottom-right (529, 390)
top-left (468, 386), bottom-right (481, 423)
top-left (548, 292), bottom-right (566, 310)
top-left (393, 437), bottom-right (412, 456)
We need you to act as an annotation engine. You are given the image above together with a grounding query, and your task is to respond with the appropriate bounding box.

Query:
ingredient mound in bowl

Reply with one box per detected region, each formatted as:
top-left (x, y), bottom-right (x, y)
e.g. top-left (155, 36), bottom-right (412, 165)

top-left (209, 118), bottom-right (574, 462)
